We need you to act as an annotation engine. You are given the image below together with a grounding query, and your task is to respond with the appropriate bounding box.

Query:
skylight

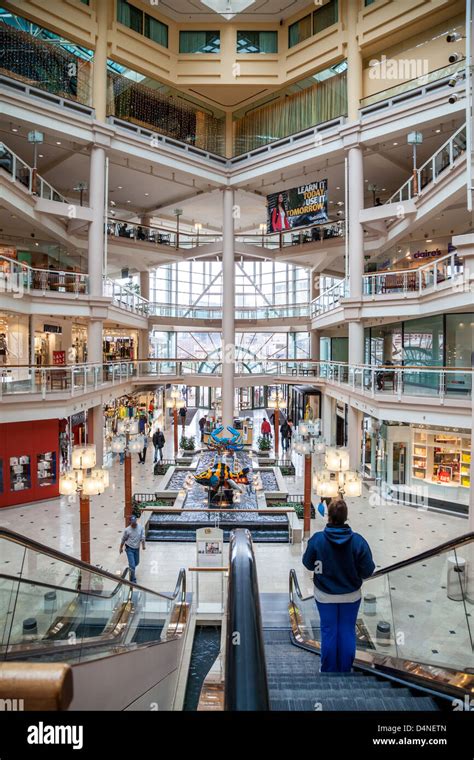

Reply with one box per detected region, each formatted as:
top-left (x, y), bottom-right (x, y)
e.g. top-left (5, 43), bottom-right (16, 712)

top-left (200, 0), bottom-right (255, 20)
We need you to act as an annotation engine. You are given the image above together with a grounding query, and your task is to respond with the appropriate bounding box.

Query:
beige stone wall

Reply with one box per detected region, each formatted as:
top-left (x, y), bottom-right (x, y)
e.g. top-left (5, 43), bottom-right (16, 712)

top-left (2, 0), bottom-right (464, 112)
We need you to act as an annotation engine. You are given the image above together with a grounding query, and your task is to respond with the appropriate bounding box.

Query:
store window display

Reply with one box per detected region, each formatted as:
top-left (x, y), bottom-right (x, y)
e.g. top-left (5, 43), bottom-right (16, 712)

top-left (103, 333), bottom-right (137, 361)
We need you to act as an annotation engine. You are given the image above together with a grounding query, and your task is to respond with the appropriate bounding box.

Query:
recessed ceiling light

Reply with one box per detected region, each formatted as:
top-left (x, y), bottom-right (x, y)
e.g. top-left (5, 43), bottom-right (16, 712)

top-left (435, 129), bottom-right (441, 133)
top-left (38, 154), bottom-right (43, 158)
top-left (382, 188), bottom-right (386, 191)
top-left (336, 186), bottom-right (340, 190)
top-left (126, 200), bottom-right (131, 203)
top-left (56, 141), bottom-right (61, 145)
top-left (144, 192), bottom-right (149, 196)
top-left (364, 179), bottom-right (368, 183)
top-left (117, 186), bottom-right (123, 190)
top-left (11, 127), bottom-right (18, 132)
top-left (426, 239), bottom-right (432, 243)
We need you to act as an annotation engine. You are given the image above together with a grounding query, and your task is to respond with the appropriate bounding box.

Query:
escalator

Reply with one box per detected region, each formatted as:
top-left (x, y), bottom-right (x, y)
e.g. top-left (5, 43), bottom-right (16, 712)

top-left (224, 529), bottom-right (474, 712)
top-left (0, 528), bottom-right (188, 709)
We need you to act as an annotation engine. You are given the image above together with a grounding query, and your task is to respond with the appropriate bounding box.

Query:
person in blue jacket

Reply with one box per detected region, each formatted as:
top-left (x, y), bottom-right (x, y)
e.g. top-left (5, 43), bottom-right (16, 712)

top-left (302, 498), bottom-right (375, 672)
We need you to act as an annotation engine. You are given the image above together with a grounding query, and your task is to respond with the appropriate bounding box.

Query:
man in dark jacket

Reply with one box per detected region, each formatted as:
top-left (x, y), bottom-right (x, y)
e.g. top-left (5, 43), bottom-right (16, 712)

top-left (302, 499), bottom-right (375, 672)
top-left (152, 428), bottom-right (165, 462)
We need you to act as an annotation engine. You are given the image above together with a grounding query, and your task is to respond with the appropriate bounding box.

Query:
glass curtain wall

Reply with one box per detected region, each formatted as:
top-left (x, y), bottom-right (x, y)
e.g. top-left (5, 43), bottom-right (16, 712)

top-left (150, 330), bottom-right (309, 367)
top-left (150, 260), bottom-right (310, 310)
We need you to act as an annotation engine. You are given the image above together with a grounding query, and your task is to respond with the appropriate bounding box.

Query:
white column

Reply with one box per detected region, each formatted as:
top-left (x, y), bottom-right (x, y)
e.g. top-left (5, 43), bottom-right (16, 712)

top-left (348, 146), bottom-right (364, 299)
top-left (138, 329), bottom-right (149, 361)
top-left (92, 404), bottom-right (104, 467)
top-left (87, 320), bottom-right (103, 365)
top-left (348, 406), bottom-right (363, 471)
top-left (348, 144), bottom-right (365, 366)
top-left (140, 270), bottom-right (150, 301)
top-left (92, 0), bottom-right (108, 122)
top-left (349, 322), bottom-right (365, 365)
top-left (345, 0), bottom-right (363, 123)
top-left (88, 145), bottom-right (106, 297)
top-left (222, 187), bottom-right (235, 428)
top-left (322, 393), bottom-right (334, 445)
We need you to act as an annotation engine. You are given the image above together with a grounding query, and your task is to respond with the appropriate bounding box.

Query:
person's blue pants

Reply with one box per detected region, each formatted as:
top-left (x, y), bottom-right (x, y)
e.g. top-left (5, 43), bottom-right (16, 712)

top-left (125, 546), bottom-right (140, 583)
top-left (315, 598), bottom-right (361, 672)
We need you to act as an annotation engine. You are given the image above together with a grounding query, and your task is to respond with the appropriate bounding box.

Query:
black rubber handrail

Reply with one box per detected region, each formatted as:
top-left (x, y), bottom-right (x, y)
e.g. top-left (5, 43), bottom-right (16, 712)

top-left (291, 532), bottom-right (474, 602)
top-left (224, 528), bottom-right (270, 711)
top-left (0, 527), bottom-right (184, 602)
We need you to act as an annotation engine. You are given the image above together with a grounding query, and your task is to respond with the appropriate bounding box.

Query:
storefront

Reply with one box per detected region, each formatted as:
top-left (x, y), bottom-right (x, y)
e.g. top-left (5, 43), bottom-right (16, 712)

top-left (0, 312), bottom-right (29, 367)
top-left (288, 385), bottom-right (319, 425)
top-left (103, 330), bottom-right (138, 361)
top-left (0, 420), bottom-right (60, 507)
top-left (373, 421), bottom-right (470, 514)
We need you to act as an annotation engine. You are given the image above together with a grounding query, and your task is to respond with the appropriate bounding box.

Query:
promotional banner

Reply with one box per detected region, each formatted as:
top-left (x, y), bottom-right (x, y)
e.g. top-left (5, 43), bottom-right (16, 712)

top-left (266, 179), bottom-right (328, 233)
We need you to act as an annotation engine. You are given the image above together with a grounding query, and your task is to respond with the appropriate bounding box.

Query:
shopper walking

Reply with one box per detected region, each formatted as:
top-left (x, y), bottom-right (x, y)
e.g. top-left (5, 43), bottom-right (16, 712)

top-left (198, 415), bottom-right (207, 442)
top-left (119, 515), bottom-right (146, 583)
top-left (179, 405), bottom-right (187, 431)
top-left (280, 420), bottom-right (291, 452)
top-left (153, 428), bottom-right (165, 462)
top-left (138, 434), bottom-right (148, 464)
top-left (261, 418), bottom-right (271, 441)
top-left (302, 499), bottom-right (375, 673)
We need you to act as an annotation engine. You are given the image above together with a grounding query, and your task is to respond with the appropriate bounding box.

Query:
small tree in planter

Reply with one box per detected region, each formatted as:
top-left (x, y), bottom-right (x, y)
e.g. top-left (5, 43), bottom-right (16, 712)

top-left (257, 435), bottom-right (271, 456)
top-left (180, 435), bottom-right (196, 455)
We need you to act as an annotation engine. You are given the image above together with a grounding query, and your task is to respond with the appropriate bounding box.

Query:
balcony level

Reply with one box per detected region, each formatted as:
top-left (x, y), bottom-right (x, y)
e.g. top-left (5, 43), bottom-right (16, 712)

top-left (0, 360), bottom-right (470, 429)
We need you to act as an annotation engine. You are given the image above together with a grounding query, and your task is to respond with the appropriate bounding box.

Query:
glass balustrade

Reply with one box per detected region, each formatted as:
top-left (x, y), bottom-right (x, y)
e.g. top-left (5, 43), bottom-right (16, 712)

top-left (0, 529), bottom-right (187, 665)
top-left (290, 535), bottom-right (474, 677)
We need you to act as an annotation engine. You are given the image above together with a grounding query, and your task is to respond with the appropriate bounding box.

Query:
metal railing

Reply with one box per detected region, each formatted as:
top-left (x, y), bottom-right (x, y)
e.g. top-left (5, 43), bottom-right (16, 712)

top-left (359, 61), bottom-right (464, 113)
top-left (236, 220), bottom-right (345, 251)
top-left (0, 255), bottom-right (89, 295)
top-left (0, 142), bottom-right (68, 203)
top-left (107, 218), bottom-right (222, 249)
top-left (103, 278), bottom-right (149, 316)
top-left (311, 279), bottom-right (347, 317)
top-left (1, 359), bottom-right (472, 402)
top-left (363, 252), bottom-right (463, 296)
top-left (387, 124), bottom-right (467, 204)
top-left (149, 303), bottom-right (310, 320)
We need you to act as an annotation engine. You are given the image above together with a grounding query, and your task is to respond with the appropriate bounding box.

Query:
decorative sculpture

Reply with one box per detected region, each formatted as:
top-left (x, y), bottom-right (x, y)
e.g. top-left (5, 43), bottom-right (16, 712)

top-left (194, 454), bottom-right (250, 506)
top-left (206, 424), bottom-right (245, 452)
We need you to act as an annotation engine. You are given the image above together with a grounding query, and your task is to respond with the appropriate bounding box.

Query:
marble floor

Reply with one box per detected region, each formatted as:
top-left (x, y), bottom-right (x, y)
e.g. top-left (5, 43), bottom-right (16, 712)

top-left (0, 408), bottom-right (471, 669)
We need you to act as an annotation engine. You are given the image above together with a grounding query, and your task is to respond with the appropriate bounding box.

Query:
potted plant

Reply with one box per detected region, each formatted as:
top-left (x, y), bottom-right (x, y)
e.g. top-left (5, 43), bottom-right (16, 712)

top-left (180, 435), bottom-right (196, 456)
top-left (256, 435), bottom-right (271, 458)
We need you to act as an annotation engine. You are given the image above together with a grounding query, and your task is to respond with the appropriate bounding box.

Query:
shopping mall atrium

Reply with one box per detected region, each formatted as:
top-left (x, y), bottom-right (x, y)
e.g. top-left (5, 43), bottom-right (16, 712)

top-left (0, 0), bottom-right (474, 730)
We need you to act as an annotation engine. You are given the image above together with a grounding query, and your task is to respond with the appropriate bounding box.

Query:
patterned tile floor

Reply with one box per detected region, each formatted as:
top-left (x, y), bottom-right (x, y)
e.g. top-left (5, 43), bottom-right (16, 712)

top-left (0, 408), bottom-right (471, 670)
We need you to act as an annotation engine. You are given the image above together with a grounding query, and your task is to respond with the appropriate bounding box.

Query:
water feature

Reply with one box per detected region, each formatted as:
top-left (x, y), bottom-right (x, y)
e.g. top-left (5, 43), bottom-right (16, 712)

top-left (183, 625), bottom-right (221, 711)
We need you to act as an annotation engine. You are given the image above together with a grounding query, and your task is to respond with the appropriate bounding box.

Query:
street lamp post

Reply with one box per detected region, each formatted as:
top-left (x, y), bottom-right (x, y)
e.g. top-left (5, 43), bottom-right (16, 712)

top-left (407, 131), bottom-right (423, 195)
top-left (268, 387), bottom-right (286, 456)
top-left (313, 445), bottom-right (362, 506)
top-left (166, 387), bottom-right (185, 456)
top-left (27, 130), bottom-right (44, 196)
top-left (110, 419), bottom-right (145, 525)
top-left (173, 208), bottom-right (183, 249)
top-left (294, 421), bottom-right (321, 537)
top-left (59, 444), bottom-right (109, 563)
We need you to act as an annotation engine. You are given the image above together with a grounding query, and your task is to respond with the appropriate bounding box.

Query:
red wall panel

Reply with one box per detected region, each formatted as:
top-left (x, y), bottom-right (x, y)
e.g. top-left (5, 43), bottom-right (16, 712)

top-left (0, 420), bottom-right (60, 508)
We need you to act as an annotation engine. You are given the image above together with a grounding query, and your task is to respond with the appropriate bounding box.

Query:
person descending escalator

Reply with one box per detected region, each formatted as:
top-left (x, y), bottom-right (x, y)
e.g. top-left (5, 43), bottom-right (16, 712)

top-left (302, 499), bottom-right (375, 673)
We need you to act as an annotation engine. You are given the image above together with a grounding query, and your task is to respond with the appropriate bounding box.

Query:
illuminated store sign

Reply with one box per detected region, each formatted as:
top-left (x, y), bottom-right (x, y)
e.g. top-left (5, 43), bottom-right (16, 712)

top-left (413, 248), bottom-right (442, 259)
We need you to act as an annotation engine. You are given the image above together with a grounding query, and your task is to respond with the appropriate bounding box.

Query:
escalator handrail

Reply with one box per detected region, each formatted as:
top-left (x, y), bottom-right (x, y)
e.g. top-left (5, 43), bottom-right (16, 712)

top-left (0, 568), bottom-right (129, 601)
top-left (291, 531), bottom-right (474, 605)
top-left (224, 528), bottom-right (270, 711)
top-left (0, 526), bottom-right (183, 602)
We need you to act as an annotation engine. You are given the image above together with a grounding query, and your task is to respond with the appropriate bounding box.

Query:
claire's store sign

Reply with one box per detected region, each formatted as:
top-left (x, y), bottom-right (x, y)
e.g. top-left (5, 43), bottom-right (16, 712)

top-left (413, 248), bottom-right (442, 260)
